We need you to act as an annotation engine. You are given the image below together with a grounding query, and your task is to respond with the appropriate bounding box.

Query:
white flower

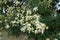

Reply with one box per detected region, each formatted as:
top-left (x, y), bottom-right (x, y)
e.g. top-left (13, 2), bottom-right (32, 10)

top-left (26, 16), bottom-right (32, 21)
top-left (16, 1), bottom-right (20, 5)
top-left (20, 26), bottom-right (26, 32)
top-left (27, 23), bottom-right (31, 27)
top-left (46, 38), bottom-right (50, 40)
top-left (17, 13), bottom-right (20, 17)
top-left (15, 17), bottom-right (18, 20)
top-left (5, 19), bottom-right (7, 22)
top-left (36, 24), bottom-right (42, 29)
top-left (46, 27), bottom-right (49, 29)
top-left (27, 10), bottom-right (32, 14)
top-left (34, 30), bottom-right (38, 34)
top-left (5, 24), bottom-right (10, 29)
top-left (33, 14), bottom-right (40, 21)
top-left (40, 23), bottom-right (46, 27)
top-left (21, 10), bottom-right (25, 14)
top-left (54, 38), bottom-right (58, 40)
top-left (16, 21), bottom-right (19, 24)
top-left (11, 20), bottom-right (16, 23)
top-left (33, 7), bottom-right (38, 12)
top-left (27, 27), bottom-right (31, 33)
top-left (31, 27), bottom-right (34, 32)
top-left (18, 19), bottom-right (24, 24)
top-left (35, 21), bottom-right (39, 24)
top-left (54, 14), bottom-right (57, 17)
top-left (37, 29), bottom-right (41, 33)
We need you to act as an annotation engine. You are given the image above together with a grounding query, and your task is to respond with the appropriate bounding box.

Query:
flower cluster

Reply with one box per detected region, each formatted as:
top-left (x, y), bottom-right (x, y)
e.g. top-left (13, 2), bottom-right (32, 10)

top-left (0, 0), bottom-right (48, 34)
top-left (20, 13), bottom-right (48, 34)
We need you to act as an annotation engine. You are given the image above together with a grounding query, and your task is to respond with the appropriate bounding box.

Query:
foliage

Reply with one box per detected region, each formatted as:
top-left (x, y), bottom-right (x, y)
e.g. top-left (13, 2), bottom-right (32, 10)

top-left (0, 0), bottom-right (60, 40)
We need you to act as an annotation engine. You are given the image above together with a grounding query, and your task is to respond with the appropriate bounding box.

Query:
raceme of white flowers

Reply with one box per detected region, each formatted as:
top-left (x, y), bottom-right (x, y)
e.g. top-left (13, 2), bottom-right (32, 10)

top-left (0, 0), bottom-right (48, 34)
top-left (20, 8), bottom-right (48, 34)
